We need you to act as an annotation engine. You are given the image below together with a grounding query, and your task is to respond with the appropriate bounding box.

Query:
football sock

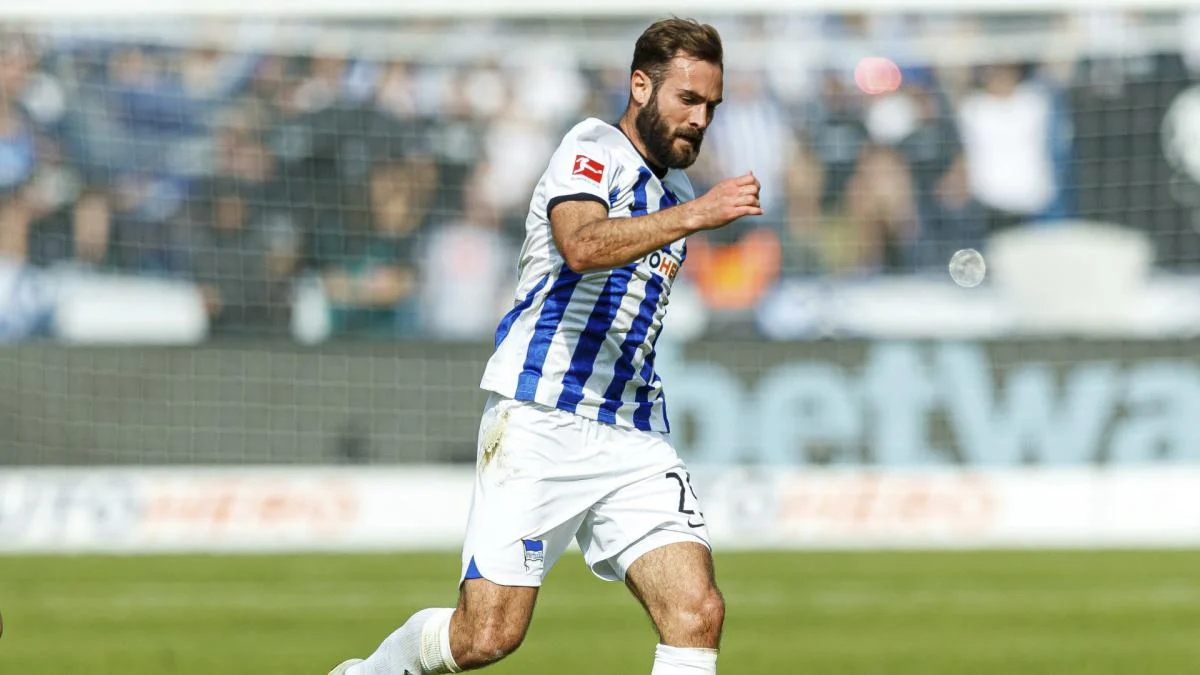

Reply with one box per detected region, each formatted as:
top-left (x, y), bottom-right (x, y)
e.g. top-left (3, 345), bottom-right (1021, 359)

top-left (349, 608), bottom-right (461, 675)
top-left (650, 644), bottom-right (718, 674)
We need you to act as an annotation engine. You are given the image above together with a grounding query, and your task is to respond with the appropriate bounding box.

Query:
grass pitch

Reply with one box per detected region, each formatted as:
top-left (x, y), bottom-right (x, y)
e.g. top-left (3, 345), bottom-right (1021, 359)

top-left (1, 550), bottom-right (1198, 674)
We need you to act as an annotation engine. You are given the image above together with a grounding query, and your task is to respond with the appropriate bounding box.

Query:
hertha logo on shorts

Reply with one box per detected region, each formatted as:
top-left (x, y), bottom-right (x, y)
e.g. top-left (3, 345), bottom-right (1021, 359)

top-left (522, 539), bottom-right (545, 574)
top-left (571, 154), bottom-right (605, 185)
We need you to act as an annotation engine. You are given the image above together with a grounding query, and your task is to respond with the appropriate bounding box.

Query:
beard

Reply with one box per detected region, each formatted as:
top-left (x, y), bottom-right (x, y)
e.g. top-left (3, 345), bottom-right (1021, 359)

top-left (635, 90), bottom-right (704, 170)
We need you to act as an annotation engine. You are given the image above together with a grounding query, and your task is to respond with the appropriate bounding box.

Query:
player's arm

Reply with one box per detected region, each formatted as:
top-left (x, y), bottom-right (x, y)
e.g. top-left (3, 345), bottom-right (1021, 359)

top-left (551, 172), bottom-right (763, 273)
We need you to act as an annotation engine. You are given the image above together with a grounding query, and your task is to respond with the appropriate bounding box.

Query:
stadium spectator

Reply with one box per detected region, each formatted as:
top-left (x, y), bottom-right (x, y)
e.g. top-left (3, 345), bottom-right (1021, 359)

top-left (880, 69), bottom-right (979, 272)
top-left (291, 53), bottom-right (352, 116)
top-left (419, 168), bottom-right (516, 340)
top-left (0, 31), bottom-right (114, 274)
top-left (28, 189), bottom-right (114, 270)
top-left (181, 176), bottom-right (298, 335)
top-left (1, 15), bottom-right (1196, 342)
top-left (178, 102), bottom-right (297, 334)
top-left (316, 151), bottom-right (433, 338)
top-left (701, 69), bottom-right (791, 221)
top-left (802, 68), bottom-right (919, 274)
top-left (507, 41), bottom-right (587, 129)
top-left (956, 62), bottom-right (1060, 235)
top-left (422, 64), bottom-right (493, 221)
top-left (476, 98), bottom-right (556, 239)
top-left (373, 61), bottom-right (420, 122)
top-left (780, 136), bottom-right (826, 277)
top-left (0, 33), bottom-right (36, 262)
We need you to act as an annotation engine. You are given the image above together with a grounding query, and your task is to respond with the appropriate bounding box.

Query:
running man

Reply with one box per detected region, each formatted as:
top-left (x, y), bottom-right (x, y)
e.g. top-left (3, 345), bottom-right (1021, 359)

top-left (332, 17), bottom-right (760, 675)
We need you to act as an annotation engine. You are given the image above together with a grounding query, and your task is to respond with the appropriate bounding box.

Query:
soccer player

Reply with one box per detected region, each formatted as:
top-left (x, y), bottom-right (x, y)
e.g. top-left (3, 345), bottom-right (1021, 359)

top-left (331, 17), bottom-right (760, 675)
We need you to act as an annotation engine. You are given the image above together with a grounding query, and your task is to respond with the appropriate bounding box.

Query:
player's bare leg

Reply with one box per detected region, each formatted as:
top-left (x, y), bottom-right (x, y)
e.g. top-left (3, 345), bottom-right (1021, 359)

top-left (449, 579), bottom-right (538, 668)
top-left (339, 579), bottom-right (537, 674)
top-left (625, 541), bottom-right (724, 674)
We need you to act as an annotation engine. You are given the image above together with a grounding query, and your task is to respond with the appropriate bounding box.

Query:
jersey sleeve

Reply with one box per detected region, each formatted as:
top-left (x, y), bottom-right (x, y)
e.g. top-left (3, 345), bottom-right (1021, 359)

top-left (543, 136), bottom-right (616, 217)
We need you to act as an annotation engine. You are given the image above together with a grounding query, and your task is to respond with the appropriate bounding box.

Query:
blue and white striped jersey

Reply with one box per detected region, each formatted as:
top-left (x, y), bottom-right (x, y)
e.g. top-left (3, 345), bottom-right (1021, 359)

top-left (480, 118), bottom-right (694, 433)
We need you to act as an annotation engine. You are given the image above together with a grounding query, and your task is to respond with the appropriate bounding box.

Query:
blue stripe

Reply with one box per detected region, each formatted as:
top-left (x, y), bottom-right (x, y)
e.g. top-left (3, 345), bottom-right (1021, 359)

top-left (515, 266), bottom-right (583, 401)
top-left (556, 267), bottom-right (634, 413)
top-left (597, 275), bottom-right (664, 425)
top-left (608, 186), bottom-right (620, 208)
top-left (638, 354), bottom-right (655, 387)
top-left (464, 556), bottom-right (482, 579)
top-left (645, 187), bottom-right (675, 428)
top-left (494, 274), bottom-right (551, 348)
top-left (632, 352), bottom-right (659, 430)
top-left (631, 167), bottom-right (652, 216)
top-left (661, 187), bottom-right (683, 259)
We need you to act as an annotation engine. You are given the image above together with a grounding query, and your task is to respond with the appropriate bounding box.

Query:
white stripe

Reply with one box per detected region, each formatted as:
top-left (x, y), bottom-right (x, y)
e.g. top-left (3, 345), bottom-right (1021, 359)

top-left (533, 277), bottom-right (594, 404)
top-left (570, 270), bottom-right (638, 401)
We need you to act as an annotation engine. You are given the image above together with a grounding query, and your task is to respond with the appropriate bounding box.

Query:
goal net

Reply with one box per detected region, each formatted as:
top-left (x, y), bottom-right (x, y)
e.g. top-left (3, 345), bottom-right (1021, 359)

top-left (1, 5), bottom-right (1199, 469)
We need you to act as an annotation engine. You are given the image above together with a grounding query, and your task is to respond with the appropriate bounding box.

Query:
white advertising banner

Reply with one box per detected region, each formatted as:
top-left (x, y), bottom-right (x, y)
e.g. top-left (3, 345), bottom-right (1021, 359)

top-left (700, 467), bottom-right (1200, 549)
top-left (2, 466), bottom-right (1199, 554)
top-left (0, 467), bottom-right (472, 554)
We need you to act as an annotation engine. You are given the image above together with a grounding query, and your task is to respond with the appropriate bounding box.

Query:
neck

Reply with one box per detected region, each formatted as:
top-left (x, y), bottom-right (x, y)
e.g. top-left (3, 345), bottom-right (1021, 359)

top-left (617, 110), bottom-right (667, 177)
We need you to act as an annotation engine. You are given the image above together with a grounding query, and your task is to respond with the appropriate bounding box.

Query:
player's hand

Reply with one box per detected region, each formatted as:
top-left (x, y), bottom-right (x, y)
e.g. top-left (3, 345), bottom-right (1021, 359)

top-left (687, 171), bottom-right (763, 231)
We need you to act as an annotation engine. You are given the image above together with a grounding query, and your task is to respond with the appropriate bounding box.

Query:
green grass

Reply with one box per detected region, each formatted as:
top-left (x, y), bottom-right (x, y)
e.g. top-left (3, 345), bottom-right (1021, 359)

top-left (2, 550), bottom-right (1199, 674)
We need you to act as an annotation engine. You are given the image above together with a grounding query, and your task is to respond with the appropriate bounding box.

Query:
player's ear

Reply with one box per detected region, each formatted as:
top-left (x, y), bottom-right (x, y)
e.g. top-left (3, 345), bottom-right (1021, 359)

top-left (630, 69), bottom-right (652, 107)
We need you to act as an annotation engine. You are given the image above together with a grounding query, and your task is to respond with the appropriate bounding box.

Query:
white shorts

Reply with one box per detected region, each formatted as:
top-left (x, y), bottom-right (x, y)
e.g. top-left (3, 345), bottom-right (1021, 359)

top-left (459, 394), bottom-right (711, 587)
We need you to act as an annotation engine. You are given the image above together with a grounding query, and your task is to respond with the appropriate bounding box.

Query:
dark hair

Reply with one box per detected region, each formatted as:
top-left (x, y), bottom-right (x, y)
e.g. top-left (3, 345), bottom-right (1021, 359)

top-left (630, 18), bottom-right (723, 88)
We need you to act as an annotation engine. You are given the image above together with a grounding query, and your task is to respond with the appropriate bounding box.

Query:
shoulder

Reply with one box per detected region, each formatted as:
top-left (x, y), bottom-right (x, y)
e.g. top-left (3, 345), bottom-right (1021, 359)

top-left (551, 118), bottom-right (638, 188)
top-left (558, 118), bottom-right (631, 161)
top-left (564, 117), bottom-right (625, 145)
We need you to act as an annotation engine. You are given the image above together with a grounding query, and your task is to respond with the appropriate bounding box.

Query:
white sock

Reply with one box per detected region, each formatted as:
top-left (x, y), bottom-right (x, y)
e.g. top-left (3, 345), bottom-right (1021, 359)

top-left (348, 608), bottom-right (461, 675)
top-left (650, 644), bottom-right (718, 674)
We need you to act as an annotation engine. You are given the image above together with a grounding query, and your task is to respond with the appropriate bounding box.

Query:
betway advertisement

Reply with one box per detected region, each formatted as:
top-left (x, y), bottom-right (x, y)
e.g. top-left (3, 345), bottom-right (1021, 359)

top-left (1, 340), bottom-right (1199, 467)
top-left (660, 341), bottom-right (1200, 466)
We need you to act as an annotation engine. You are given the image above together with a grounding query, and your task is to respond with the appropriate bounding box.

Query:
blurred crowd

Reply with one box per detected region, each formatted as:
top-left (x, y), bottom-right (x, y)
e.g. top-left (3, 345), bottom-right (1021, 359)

top-left (1, 12), bottom-right (1199, 340)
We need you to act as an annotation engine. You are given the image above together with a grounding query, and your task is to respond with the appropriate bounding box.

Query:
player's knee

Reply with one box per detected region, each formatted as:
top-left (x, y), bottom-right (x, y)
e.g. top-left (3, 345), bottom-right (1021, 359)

top-left (667, 587), bottom-right (725, 643)
top-left (462, 619), bottom-right (527, 666)
top-left (697, 587), bottom-right (726, 634)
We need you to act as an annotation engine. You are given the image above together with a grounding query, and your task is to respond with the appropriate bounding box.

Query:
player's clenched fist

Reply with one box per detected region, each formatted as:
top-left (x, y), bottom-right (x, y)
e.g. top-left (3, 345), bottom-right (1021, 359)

top-left (686, 171), bottom-right (763, 231)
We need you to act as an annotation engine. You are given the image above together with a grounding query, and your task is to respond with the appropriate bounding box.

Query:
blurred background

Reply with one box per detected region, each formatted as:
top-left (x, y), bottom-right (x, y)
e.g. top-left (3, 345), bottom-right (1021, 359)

top-left (2, 0), bottom-right (1200, 563)
top-left (3, 4), bottom-right (1200, 674)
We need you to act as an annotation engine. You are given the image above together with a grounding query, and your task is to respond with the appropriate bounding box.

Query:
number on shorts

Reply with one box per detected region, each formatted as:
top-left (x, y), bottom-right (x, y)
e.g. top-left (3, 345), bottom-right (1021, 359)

top-left (665, 471), bottom-right (705, 528)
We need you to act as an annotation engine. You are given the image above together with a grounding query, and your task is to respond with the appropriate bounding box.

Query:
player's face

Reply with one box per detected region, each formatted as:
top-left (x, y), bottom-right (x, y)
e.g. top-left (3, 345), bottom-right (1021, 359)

top-left (635, 56), bottom-right (723, 170)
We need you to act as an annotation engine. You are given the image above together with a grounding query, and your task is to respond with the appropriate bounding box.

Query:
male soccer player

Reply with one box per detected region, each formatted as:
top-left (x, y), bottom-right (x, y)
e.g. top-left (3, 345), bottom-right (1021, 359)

top-left (331, 17), bottom-right (760, 675)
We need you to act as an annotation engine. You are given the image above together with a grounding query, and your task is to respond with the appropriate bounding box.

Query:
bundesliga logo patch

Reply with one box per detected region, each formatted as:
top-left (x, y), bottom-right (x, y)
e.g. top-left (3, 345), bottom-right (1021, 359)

top-left (572, 154), bottom-right (605, 185)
